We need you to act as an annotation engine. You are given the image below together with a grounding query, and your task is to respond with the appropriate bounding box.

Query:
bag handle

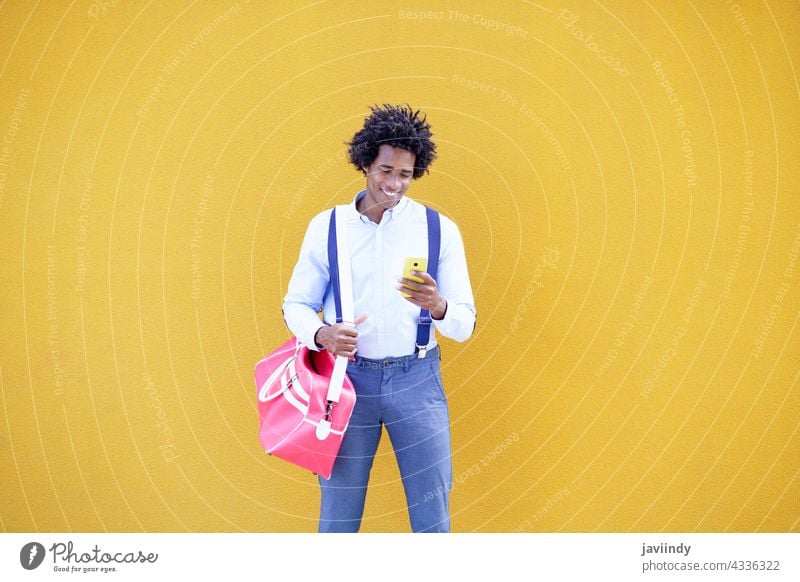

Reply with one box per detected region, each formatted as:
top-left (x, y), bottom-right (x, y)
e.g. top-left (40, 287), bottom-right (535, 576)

top-left (258, 355), bottom-right (293, 402)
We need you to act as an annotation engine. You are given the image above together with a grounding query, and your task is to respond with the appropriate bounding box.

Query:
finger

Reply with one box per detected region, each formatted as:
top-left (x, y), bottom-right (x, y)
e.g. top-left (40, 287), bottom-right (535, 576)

top-left (336, 344), bottom-right (356, 354)
top-left (411, 270), bottom-right (435, 285)
top-left (402, 288), bottom-right (439, 311)
top-left (334, 344), bottom-right (355, 356)
top-left (407, 276), bottom-right (438, 293)
top-left (403, 284), bottom-right (435, 300)
top-left (355, 313), bottom-right (368, 326)
top-left (340, 347), bottom-right (357, 358)
top-left (339, 326), bottom-right (359, 338)
top-left (398, 279), bottom-right (423, 293)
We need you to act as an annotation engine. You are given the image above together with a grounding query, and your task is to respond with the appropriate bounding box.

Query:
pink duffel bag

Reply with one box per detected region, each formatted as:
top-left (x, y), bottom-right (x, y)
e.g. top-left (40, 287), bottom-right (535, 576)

top-left (255, 337), bottom-right (356, 479)
top-left (256, 205), bottom-right (356, 479)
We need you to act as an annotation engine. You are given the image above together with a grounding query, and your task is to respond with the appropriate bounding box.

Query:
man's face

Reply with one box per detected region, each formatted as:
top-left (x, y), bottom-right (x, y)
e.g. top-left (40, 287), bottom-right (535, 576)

top-left (363, 144), bottom-right (416, 210)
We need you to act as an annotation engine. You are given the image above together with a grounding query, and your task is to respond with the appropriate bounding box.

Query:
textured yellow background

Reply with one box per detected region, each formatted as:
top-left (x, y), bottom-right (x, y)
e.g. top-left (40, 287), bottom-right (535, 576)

top-left (1, 0), bottom-right (798, 533)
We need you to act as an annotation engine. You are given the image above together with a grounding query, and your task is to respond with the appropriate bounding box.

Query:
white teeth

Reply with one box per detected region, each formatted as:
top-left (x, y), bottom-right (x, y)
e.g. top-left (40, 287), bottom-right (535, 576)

top-left (381, 188), bottom-right (400, 197)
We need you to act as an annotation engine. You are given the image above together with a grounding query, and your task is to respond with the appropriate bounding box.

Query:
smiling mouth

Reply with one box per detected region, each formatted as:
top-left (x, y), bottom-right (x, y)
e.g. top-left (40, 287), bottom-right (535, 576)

top-left (381, 188), bottom-right (401, 197)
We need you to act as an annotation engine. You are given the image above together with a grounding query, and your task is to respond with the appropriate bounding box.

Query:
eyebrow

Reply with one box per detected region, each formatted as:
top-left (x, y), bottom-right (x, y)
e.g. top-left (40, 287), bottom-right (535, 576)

top-left (378, 164), bottom-right (413, 173)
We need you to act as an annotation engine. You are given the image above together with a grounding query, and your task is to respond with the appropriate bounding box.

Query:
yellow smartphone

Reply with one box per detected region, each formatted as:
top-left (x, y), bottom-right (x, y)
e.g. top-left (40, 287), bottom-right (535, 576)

top-left (401, 257), bottom-right (428, 298)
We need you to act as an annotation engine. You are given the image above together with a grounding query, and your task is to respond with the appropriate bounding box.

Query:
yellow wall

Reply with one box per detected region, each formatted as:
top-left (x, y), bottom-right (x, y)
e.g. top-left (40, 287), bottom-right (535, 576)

top-left (1, 0), bottom-right (798, 532)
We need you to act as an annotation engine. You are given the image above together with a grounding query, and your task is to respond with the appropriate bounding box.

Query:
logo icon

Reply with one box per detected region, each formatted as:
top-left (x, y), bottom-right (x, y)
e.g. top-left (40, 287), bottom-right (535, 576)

top-left (20, 542), bottom-right (45, 570)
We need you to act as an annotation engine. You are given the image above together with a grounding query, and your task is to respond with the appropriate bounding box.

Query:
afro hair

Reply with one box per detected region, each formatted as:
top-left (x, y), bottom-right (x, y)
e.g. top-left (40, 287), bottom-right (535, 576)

top-left (347, 104), bottom-right (437, 179)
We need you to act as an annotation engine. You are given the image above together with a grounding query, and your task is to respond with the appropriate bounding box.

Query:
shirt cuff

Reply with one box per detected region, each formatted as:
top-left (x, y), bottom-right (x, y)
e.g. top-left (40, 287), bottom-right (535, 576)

top-left (283, 304), bottom-right (327, 352)
top-left (312, 325), bottom-right (326, 351)
top-left (432, 299), bottom-right (448, 321)
top-left (431, 301), bottom-right (476, 342)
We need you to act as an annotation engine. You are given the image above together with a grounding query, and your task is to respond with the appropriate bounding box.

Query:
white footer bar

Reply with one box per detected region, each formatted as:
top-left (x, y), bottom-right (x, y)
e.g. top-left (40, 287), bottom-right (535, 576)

top-left (1, 533), bottom-right (798, 581)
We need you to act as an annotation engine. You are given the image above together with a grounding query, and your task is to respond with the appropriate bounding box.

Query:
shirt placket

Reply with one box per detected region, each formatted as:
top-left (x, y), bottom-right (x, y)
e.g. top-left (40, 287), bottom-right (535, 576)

top-left (374, 219), bottom-right (385, 356)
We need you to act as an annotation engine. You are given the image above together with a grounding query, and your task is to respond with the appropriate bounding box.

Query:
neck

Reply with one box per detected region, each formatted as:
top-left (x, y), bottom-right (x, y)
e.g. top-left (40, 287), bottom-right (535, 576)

top-left (357, 191), bottom-right (387, 224)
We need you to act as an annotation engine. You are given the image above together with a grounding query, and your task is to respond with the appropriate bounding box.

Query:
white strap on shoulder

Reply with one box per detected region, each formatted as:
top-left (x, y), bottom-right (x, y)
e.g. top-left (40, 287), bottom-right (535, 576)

top-left (335, 205), bottom-right (355, 325)
top-left (326, 205), bottom-right (353, 404)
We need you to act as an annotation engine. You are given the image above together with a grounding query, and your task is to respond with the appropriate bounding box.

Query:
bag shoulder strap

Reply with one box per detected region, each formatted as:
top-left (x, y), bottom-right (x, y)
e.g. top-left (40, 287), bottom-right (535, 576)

top-left (323, 206), bottom-right (353, 406)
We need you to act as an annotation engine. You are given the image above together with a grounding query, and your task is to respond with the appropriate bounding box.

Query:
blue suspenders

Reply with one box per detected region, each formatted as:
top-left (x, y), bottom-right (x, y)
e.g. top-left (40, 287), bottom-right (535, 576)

top-left (415, 206), bottom-right (441, 358)
top-left (327, 208), bottom-right (344, 325)
top-left (326, 205), bottom-right (441, 358)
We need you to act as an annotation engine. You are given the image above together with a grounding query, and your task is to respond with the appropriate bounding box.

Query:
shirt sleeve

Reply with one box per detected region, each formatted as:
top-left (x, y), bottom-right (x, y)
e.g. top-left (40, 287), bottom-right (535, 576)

top-left (281, 210), bottom-right (332, 350)
top-left (432, 215), bottom-right (477, 342)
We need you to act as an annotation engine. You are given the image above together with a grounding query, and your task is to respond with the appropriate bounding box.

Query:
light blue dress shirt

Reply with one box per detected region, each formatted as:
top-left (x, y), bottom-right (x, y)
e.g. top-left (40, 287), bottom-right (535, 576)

top-left (282, 190), bottom-right (477, 359)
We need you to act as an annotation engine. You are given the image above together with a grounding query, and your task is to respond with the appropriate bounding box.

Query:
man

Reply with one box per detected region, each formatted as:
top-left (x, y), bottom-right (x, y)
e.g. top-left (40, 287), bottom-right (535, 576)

top-left (282, 104), bottom-right (476, 532)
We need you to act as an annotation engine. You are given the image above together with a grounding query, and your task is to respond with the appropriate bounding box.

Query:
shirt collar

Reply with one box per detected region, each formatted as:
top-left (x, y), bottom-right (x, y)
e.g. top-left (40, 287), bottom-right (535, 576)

top-left (351, 189), bottom-right (411, 223)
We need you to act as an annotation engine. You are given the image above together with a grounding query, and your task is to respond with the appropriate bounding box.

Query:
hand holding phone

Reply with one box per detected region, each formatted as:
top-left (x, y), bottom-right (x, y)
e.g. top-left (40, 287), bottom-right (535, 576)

top-left (400, 257), bottom-right (428, 298)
